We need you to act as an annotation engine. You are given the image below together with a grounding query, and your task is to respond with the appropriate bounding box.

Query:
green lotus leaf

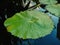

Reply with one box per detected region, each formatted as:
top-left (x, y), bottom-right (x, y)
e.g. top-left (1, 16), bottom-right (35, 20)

top-left (46, 4), bottom-right (60, 17)
top-left (4, 10), bottom-right (54, 39)
top-left (39, 0), bottom-right (57, 4)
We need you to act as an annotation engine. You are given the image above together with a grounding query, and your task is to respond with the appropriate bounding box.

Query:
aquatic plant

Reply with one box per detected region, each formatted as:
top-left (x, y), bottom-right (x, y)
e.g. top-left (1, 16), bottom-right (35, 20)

top-left (0, 0), bottom-right (60, 45)
top-left (4, 0), bottom-right (60, 39)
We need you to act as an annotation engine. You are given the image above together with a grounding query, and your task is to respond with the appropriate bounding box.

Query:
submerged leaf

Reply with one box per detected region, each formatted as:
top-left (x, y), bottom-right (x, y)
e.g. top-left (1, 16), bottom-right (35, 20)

top-left (4, 10), bottom-right (54, 39)
top-left (46, 4), bottom-right (60, 17)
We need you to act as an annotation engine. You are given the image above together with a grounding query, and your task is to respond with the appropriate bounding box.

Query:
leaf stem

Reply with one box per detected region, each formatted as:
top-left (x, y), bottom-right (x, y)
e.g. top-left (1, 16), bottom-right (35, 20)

top-left (28, 3), bottom-right (41, 10)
